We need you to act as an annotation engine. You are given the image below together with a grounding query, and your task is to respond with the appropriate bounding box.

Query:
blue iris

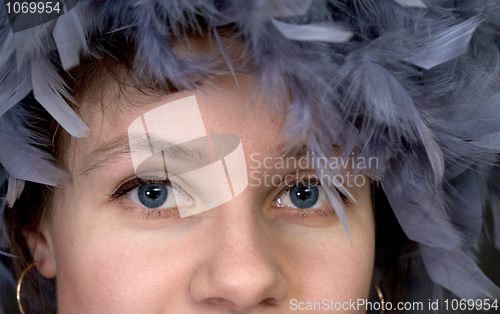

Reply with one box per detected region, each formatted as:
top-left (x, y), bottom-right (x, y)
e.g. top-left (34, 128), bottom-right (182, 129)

top-left (289, 184), bottom-right (319, 208)
top-left (138, 183), bottom-right (168, 208)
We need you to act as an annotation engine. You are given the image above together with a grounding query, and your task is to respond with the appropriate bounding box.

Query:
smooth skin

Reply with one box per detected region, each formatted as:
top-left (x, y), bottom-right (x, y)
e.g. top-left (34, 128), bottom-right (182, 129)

top-left (27, 71), bottom-right (375, 313)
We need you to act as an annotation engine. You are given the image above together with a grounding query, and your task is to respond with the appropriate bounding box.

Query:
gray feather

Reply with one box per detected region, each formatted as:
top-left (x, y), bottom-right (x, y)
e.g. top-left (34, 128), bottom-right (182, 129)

top-left (453, 93), bottom-right (500, 139)
top-left (382, 170), bottom-right (462, 249)
top-left (364, 63), bottom-right (444, 182)
top-left (0, 63), bottom-right (32, 118)
top-left (5, 176), bottom-right (24, 208)
top-left (213, 28), bottom-right (240, 90)
top-left (316, 158), bottom-right (351, 240)
top-left (271, 19), bottom-right (353, 43)
top-left (419, 121), bottom-right (445, 184)
top-left (10, 22), bottom-right (57, 69)
top-left (393, 0), bottom-right (426, 8)
top-left (444, 168), bottom-right (482, 250)
top-left (311, 136), bottom-right (355, 240)
top-left (0, 106), bottom-right (68, 186)
top-left (405, 16), bottom-right (483, 70)
top-left (259, 0), bottom-right (313, 18)
top-left (53, 6), bottom-right (88, 71)
top-left (0, 30), bottom-right (14, 68)
top-left (31, 58), bottom-right (89, 138)
top-left (471, 132), bottom-right (500, 151)
top-left (421, 245), bottom-right (500, 299)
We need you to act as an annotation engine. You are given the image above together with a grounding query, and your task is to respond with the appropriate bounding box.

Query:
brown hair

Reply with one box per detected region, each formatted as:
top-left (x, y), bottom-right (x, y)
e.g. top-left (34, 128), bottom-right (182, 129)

top-left (372, 182), bottom-right (416, 312)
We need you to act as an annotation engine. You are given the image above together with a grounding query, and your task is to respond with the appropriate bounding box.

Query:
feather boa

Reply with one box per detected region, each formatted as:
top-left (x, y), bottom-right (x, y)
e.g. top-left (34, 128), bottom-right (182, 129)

top-left (0, 0), bottom-right (500, 301)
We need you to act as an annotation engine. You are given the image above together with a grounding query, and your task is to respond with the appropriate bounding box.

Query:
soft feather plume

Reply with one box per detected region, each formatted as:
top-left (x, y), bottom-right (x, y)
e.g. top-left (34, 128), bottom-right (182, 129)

top-left (213, 28), bottom-right (240, 90)
top-left (382, 170), bottom-right (462, 250)
top-left (0, 104), bottom-right (68, 186)
top-left (271, 19), bottom-right (353, 43)
top-left (312, 141), bottom-right (352, 240)
top-left (405, 16), bottom-right (483, 70)
top-left (53, 3), bottom-right (88, 71)
top-left (258, 0), bottom-right (313, 18)
top-left (360, 62), bottom-right (445, 183)
top-left (444, 168), bottom-right (483, 250)
top-left (31, 58), bottom-right (89, 138)
top-left (393, 0), bottom-right (427, 8)
top-left (0, 62), bottom-right (32, 118)
top-left (453, 93), bottom-right (500, 140)
top-left (5, 176), bottom-right (24, 208)
top-left (114, 0), bottom-right (220, 90)
top-left (420, 245), bottom-right (500, 299)
top-left (418, 120), bottom-right (445, 184)
top-left (471, 132), bottom-right (500, 151)
top-left (0, 30), bottom-right (15, 68)
top-left (11, 22), bottom-right (57, 70)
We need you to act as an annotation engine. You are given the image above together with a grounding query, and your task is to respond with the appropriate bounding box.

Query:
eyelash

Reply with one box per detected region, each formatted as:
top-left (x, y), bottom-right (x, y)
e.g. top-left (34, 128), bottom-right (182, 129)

top-left (109, 175), bottom-right (351, 219)
top-left (110, 177), bottom-right (172, 201)
top-left (283, 177), bottom-right (351, 204)
top-left (109, 177), bottom-right (178, 218)
top-left (278, 177), bottom-right (351, 218)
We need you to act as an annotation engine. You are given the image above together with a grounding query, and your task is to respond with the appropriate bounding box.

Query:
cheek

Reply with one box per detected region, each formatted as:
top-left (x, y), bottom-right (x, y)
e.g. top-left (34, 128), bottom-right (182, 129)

top-left (49, 191), bottom-right (198, 312)
top-left (278, 231), bottom-right (374, 304)
top-left (274, 195), bottom-right (375, 305)
top-left (53, 229), bottom-right (203, 312)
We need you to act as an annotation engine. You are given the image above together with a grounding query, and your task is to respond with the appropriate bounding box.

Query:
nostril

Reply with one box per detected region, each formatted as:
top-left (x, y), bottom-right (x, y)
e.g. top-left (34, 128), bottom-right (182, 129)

top-left (261, 296), bottom-right (284, 305)
top-left (204, 297), bottom-right (237, 309)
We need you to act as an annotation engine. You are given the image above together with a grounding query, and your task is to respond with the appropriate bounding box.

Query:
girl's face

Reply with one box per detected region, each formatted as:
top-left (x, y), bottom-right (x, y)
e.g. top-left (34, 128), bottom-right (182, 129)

top-left (33, 73), bottom-right (375, 313)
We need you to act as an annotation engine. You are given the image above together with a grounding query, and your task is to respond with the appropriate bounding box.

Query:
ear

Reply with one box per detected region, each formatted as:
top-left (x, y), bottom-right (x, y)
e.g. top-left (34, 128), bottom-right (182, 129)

top-left (23, 222), bottom-right (57, 279)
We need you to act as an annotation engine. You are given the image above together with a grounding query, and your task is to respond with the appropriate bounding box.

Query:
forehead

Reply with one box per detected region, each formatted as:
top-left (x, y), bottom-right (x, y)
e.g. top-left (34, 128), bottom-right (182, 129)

top-left (69, 73), bottom-right (287, 175)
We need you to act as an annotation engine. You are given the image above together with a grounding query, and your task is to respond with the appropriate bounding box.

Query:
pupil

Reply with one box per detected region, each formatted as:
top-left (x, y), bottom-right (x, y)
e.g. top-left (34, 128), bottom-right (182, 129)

top-left (290, 184), bottom-right (319, 208)
top-left (138, 183), bottom-right (168, 208)
top-left (146, 187), bottom-right (161, 199)
top-left (296, 189), bottom-right (311, 200)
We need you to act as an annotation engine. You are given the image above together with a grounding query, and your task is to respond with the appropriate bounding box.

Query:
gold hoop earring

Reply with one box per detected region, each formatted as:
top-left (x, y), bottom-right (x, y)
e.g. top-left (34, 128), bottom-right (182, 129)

top-left (372, 279), bottom-right (385, 314)
top-left (17, 260), bottom-right (42, 314)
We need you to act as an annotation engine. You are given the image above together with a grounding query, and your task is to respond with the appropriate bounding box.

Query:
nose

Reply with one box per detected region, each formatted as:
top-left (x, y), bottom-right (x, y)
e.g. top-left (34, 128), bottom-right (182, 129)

top-left (189, 207), bottom-right (289, 311)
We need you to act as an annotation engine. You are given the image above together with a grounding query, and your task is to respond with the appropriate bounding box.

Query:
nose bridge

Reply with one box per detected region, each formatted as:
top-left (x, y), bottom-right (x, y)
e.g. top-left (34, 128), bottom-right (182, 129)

top-left (217, 207), bottom-right (272, 272)
top-left (189, 198), bottom-right (289, 311)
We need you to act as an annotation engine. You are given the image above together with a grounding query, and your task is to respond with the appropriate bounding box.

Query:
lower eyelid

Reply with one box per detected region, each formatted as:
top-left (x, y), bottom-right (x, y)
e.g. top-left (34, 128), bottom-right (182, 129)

top-left (295, 207), bottom-right (336, 218)
top-left (272, 206), bottom-right (338, 224)
top-left (125, 205), bottom-right (180, 219)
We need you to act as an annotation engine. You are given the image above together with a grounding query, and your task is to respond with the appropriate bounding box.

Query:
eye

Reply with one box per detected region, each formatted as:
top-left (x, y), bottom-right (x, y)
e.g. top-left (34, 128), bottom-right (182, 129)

top-left (111, 177), bottom-right (194, 211)
top-left (275, 181), bottom-right (330, 209)
top-left (129, 182), bottom-right (171, 209)
top-left (129, 181), bottom-right (194, 209)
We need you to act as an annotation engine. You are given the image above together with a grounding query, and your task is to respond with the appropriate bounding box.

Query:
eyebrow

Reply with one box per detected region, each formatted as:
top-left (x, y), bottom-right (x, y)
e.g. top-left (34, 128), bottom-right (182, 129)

top-left (79, 133), bottom-right (211, 176)
top-left (79, 133), bottom-right (313, 176)
top-left (269, 143), bottom-right (310, 160)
